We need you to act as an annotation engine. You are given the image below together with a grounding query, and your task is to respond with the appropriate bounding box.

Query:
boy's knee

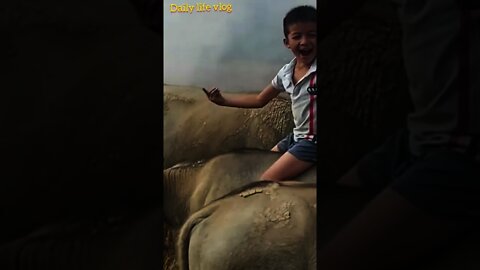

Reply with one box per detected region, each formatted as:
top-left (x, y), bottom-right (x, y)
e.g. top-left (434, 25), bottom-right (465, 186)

top-left (260, 171), bottom-right (281, 181)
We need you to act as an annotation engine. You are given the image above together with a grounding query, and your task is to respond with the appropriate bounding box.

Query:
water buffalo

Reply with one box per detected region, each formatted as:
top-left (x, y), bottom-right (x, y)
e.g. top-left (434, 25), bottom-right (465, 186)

top-left (175, 181), bottom-right (480, 270)
top-left (163, 85), bottom-right (294, 167)
top-left (176, 181), bottom-right (317, 270)
top-left (163, 150), bottom-right (317, 228)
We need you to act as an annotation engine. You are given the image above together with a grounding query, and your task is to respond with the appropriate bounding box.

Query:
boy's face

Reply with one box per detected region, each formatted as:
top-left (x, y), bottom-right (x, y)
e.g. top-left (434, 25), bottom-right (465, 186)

top-left (284, 22), bottom-right (317, 64)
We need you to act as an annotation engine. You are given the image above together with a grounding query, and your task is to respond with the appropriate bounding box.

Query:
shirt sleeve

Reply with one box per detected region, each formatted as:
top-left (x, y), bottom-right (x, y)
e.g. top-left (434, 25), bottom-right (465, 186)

top-left (271, 67), bottom-right (286, 91)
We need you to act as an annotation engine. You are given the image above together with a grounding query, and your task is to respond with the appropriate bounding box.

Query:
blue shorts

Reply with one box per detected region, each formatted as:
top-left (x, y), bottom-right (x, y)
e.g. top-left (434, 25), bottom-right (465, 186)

top-left (276, 133), bottom-right (317, 163)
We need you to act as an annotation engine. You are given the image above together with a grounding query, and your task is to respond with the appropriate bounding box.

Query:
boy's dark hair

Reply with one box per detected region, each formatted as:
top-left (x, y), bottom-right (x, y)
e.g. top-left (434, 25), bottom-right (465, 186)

top-left (283, 6), bottom-right (317, 38)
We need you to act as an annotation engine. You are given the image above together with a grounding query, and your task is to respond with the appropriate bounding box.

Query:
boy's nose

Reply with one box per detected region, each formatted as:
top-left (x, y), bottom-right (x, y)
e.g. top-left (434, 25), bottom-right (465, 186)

top-left (300, 37), bottom-right (308, 45)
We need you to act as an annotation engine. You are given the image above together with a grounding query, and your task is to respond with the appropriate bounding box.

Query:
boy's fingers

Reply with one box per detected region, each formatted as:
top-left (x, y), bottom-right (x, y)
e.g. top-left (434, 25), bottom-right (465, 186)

top-left (209, 88), bottom-right (219, 96)
top-left (208, 87), bottom-right (217, 93)
top-left (202, 87), bottom-right (221, 102)
top-left (202, 88), bottom-right (209, 96)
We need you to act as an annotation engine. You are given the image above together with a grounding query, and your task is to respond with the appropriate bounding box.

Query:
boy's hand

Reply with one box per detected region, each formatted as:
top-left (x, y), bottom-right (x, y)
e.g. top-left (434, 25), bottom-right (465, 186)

top-left (202, 87), bottom-right (226, 105)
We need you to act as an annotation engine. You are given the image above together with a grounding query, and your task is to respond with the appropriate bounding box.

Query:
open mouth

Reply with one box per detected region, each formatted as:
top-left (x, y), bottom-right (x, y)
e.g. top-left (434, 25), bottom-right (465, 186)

top-left (298, 48), bottom-right (313, 57)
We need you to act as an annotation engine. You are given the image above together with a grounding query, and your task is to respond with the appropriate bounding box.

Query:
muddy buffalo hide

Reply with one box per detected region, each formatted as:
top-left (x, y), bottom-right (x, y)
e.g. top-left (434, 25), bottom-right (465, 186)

top-left (0, 0), bottom-right (162, 243)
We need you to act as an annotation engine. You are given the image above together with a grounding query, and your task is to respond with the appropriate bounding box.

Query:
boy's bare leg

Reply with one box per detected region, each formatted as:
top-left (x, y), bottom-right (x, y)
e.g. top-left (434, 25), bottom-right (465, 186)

top-left (318, 187), bottom-right (470, 270)
top-left (260, 152), bottom-right (314, 181)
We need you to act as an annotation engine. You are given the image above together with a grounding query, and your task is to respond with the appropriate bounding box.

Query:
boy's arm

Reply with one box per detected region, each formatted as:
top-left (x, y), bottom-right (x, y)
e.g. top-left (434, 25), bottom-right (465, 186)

top-left (205, 84), bottom-right (281, 108)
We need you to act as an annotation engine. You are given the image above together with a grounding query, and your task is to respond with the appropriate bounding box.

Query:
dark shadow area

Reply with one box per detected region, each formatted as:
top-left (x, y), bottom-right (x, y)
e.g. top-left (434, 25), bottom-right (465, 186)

top-left (316, 0), bottom-right (411, 181)
top-left (317, 0), bottom-right (480, 269)
top-left (0, 1), bottom-right (163, 268)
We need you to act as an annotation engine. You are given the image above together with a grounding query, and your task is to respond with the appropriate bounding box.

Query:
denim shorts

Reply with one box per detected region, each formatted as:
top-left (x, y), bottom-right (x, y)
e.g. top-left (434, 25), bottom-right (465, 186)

top-left (276, 133), bottom-right (317, 163)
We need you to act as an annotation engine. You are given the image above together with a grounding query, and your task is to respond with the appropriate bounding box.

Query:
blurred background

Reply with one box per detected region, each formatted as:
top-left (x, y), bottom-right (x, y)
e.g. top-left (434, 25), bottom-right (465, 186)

top-left (1, 0), bottom-right (162, 254)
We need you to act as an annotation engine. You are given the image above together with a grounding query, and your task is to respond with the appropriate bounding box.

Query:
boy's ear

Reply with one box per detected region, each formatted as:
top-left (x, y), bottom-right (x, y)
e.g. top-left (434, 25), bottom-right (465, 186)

top-left (283, 38), bottom-right (289, 48)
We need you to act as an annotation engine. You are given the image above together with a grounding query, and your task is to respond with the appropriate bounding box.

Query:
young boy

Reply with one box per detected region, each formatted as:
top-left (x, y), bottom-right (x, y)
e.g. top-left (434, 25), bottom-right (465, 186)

top-left (203, 5), bottom-right (317, 181)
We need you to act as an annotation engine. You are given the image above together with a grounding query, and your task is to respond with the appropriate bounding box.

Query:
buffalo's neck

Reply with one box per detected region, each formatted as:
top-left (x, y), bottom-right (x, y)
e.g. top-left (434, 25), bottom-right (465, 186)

top-left (163, 164), bottom-right (203, 227)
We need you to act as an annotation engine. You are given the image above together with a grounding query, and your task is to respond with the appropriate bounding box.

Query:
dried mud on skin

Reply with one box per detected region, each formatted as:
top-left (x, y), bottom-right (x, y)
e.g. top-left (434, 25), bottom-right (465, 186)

top-left (163, 87), bottom-right (294, 168)
top-left (161, 90), bottom-right (293, 270)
